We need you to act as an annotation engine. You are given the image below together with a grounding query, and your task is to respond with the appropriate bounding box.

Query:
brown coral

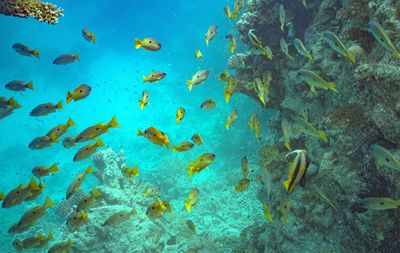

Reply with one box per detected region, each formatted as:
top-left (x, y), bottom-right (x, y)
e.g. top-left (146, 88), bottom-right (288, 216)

top-left (0, 0), bottom-right (63, 25)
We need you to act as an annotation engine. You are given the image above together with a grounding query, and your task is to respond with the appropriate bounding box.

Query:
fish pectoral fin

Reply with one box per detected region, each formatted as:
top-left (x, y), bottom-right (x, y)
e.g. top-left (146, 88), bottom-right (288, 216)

top-left (310, 86), bottom-right (318, 96)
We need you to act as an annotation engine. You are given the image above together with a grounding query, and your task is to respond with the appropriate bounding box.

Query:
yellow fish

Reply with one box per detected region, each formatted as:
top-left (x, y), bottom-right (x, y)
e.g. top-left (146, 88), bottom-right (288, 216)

top-left (368, 20), bottom-right (400, 58)
top-left (323, 31), bottom-right (356, 63)
top-left (29, 133), bottom-right (58, 150)
top-left (191, 133), bottom-right (203, 145)
top-left (279, 5), bottom-right (285, 32)
top-left (253, 72), bottom-right (271, 106)
top-left (298, 69), bottom-right (336, 95)
top-left (218, 71), bottom-right (230, 83)
top-left (138, 90), bottom-right (149, 110)
top-left (248, 29), bottom-right (273, 60)
top-left (67, 210), bottom-right (89, 230)
top-left (137, 127), bottom-right (170, 149)
top-left (66, 84), bottom-right (91, 104)
top-left (135, 38), bottom-right (161, 51)
top-left (350, 197), bottom-right (400, 213)
top-left (195, 49), bottom-right (203, 60)
top-left (82, 28), bottom-right (95, 44)
top-left (277, 196), bottom-right (292, 223)
top-left (186, 153), bottom-right (216, 180)
top-left (75, 116), bottom-right (120, 143)
top-left (184, 188), bottom-right (199, 213)
top-left (186, 70), bottom-right (209, 91)
top-left (248, 114), bottom-right (261, 140)
top-left (103, 209), bottom-right (137, 226)
top-left (12, 43), bottom-right (39, 58)
top-left (224, 75), bottom-right (237, 104)
top-left (143, 71), bottom-right (166, 83)
top-left (226, 33), bottom-right (236, 53)
top-left (66, 166), bottom-right (94, 199)
top-left (143, 186), bottom-right (160, 198)
top-left (62, 136), bottom-right (76, 149)
top-left (13, 233), bottom-right (54, 251)
top-left (172, 141), bottom-right (194, 152)
top-left (294, 38), bottom-right (313, 60)
top-left (200, 99), bottom-right (217, 110)
top-left (176, 107), bottom-right (185, 125)
top-left (224, 6), bottom-right (232, 20)
top-left (77, 188), bottom-right (102, 212)
top-left (280, 38), bottom-right (294, 60)
top-left (2, 178), bottom-right (40, 208)
top-left (205, 25), bottom-right (218, 46)
top-left (370, 144), bottom-right (400, 172)
top-left (32, 163), bottom-right (60, 179)
top-left (241, 156), bottom-right (249, 179)
top-left (46, 118), bottom-right (76, 139)
top-left (224, 109), bottom-right (238, 130)
top-left (281, 119), bottom-right (291, 151)
top-left (48, 240), bottom-right (74, 253)
top-left (232, 0), bottom-right (244, 20)
top-left (261, 199), bottom-right (273, 223)
top-left (235, 178), bottom-right (250, 192)
top-left (186, 220), bottom-right (196, 233)
top-left (146, 198), bottom-right (168, 219)
top-left (283, 150), bottom-right (310, 194)
top-left (73, 139), bottom-right (105, 162)
top-left (29, 101), bottom-right (63, 117)
top-left (296, 118), bottom-right (328, 143)
top-left (122, 165), bottom-right (139, 178)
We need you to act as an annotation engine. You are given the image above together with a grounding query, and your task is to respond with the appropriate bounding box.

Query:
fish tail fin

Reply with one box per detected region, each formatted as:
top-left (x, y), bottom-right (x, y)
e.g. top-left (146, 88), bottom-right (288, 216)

top-left (232, 12), bottom-right (238, 20)
top-left (165, 140), bottom-right (170, 149)
top-left (224, 121), bottom-right (230, 130)
top-left (37, 233), bottom-right (44, 240)
top-left (135, 38), bottom-right (142, 49)
top-left (288, 54), bottom-right (294, 61)
top-left (284, 141), bottom-right (291, 151)
top-left (184, 200), bottom-right (191, 213)
top-left (50, 133), bottom-right (58, 143)
top-left (29, 177), bottom-right (40, 190)
top-left (108, 116), bottom-right (120, 128)
top-left (85, 166), bottom-right (94, 174)
top-left (205, 38), bottom-right (209, 47)
top-left (8, 97), bottom-right (15, 107)
top-left (44, 196), bottom-right (56, 208)
top-left (130, 208), bottom-right (137, 216)
top-left (310, 86), bottom-right (318, 96)
top-left (319, 131), bottom-right (328, 143)
top-left (96, 138), bottom-right (105, 147)
top-left (66, 91), bottom-right (73, 104)
top-left (308, 53), bottom-right (313, 61)
top-left (186, 80), bottom-right (193, 91)
top-left (32, 49), bottom-right (40, 58)
top-left (247, 119), bottom-right (253, 129)
top-left (328, 82), bottom-right (337, 92)
top-left (132, 165), bottom-right (139, 176)
top-left (91, 188), bottom-right (102, 198)
top-left (137, 129), bottom-right (143, 136)
top-left (75, 53), bottom-right (80, 61)
top-left (186, 167), bottom-right (194, 180)
top-left (142, 75), bottom-right (148, 83)
top-left (56, 101), bottom-right (63, 110)
top-left (230, 44), bottom-right (235, 53)
top-left (91, 33), bottom-right (96, 44)
top-left (26, 81), bottom-right (34, 90)
top-left (224, 90), bottom-right (232, 104)
top-left (282, 179), bottom-right (290, 193)
top-left (67, 118), bottom-right (76, 127)
top-left (346, 51), bottom-right (356, 64)
top-left (67, 240), bottom-right (74, 248)
top-left (262, 203), bottom-right (274, 223)
top-left (47, 233), bottom-right (54, 241)
top-left (81, 210), bottom-right (89, 222)
top-left (0, 192), bottom-right (4, 201)
top-left (172, 145), bottom-right (177, 152)
top-left (49, 163), bottom-right (60, 173)
top-left (139, 100), bottom-right (144, 110)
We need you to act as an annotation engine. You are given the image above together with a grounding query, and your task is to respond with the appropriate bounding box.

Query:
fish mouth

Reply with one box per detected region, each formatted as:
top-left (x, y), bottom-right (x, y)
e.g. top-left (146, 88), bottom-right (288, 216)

top-left (157, 43), bottom-right (161, 49)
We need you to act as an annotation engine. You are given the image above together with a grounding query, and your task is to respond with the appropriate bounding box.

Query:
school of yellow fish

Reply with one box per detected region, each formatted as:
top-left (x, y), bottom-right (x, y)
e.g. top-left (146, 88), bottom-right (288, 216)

top-left (2, 1), bottom-right (400, 252)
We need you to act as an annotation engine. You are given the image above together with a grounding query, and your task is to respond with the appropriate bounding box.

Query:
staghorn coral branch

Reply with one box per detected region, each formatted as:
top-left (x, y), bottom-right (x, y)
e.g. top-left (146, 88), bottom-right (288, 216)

top-left (0, 0), bottom-right (64, 25)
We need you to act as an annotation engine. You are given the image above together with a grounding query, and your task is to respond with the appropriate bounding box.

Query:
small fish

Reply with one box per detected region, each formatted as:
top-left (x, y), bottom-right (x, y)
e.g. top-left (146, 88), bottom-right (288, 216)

top-left (224, 109), bottom-right (238, 130)
top-left (281, 119), bottom-right (292, 151)
top-left (218, 71), bottom-right (230, 83)
top-left (46, 118), bottom-right (76, 139)
top-left (5, 80), bottom-right (33, 91)
top-left (24, 182), bottom-right (45, 202)
top-left (135, 38), bottom-right (161, 51)
top-left (0, 97), bottom-right (16, 108)
top-left (103, 209), bottom-right (137, 226)
top-left (143, 186), bottom-right (160, 198)
top-left (172, 141), bottom-right (194, 152)
top-left (191, 133), bottom-right (203, 145)
top-left (12, 43), bottom-right (39, 58)
top-left (143, 71), bottom-right (166, 83)
top-left (63, 136), bottom-right (76, 149)
top-left (146, 198), bottom-right (168, 219)
top-left (205, 25), bottom-right (218, 46)
top-left (53, 53), bottom-right (79, 65)
top-left (195, 49), bottom-right (203, 60)
top-left (350, 197), bottom-right (400, 213)
top-left (73, 139), bottom-right (105, 162)
top-left (301, 0), bottom-right (307, 8)
top-left (283, 150), bottom-right (311, 194)
top-left (247, 29), bottom-right (273, 60)
top-left (310, 184), bottom-right (337, 211)
top-left (82, 28), bottom-right (96, 44)
top-left (279, 5), bottom-right (285, 32)
top-left (370, 144), bottom-right (400, 172)
top-left (29, 101), bottom-right (63, 117)
top-left (66, 166), bottom-right (94, 199)
top-left (277, 196), bottom-right (292, 223)
top-left (67, 210), bottom-right (88, 230)
top-left (184, 188), bottom-right (199, 213)
top-left (66, 84), bottom-right (91, 104)
top-left (253, 72), bottom-right (271, 106)
top-left (77, 188), bottom-right (102, 211)
top-left (2, 178), bottom-right (40, 208)
top-left (47, 240), bottom-right (74, 253)
top-left (186, 220), bottom-right (196, 233)
top-left (294, 38), bottom-right (313, 60)
top-left (261, 199), bottom-right (273, 223)
top-left (121, 165), bottom-right (139, 178)
top-left (224, 6), bottom-right (232, 20)
top-left (176, 107), bottom-right (185, 125)
top-left (13, 233), bottom-right (54, 251)
top-left (186, 70), bottom-right (209, 91)
top-left (186, 153), bottom-right (216, 180)
top-left (235, 178), bottom-right (250, 192)
top-left (137, 127), bottom-right (170, 148)
top-left (298, 69), bottom-right (336, 95)
top-left (368, 20), bottom-right (400, 58)
top-left (32, 163), bottom-right (60, 179)
top-left (75, 116), bottom-right (120, 142)
top-left (139, 90), bottom-right (149, 110)
top-left (226, 33), bottom-right (236, 53)
top-left (200, 99), bottom-right (216, 110)
top-left (248, 114), bottom-right (261, 140)
top-left (323, 31), bottom-right (356, 63)
top-left (296, 118), bottom-right (328, 143)
top-left (29, 133), bottom-right (58, 150)
top-left (241, 156), bottom-right (249, 179)
top-left (280, 38), bottom-right (294, 60)
top-left (0, 105), bottom-right (19, 120)
top-left (232, 0), bottom-right (244, 20)
top-left (224, 76), bottom-right (236, 104)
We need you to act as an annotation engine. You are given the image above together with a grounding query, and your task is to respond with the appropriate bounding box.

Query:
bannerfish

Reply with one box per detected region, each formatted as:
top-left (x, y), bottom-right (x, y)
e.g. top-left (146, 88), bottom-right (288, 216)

top-left (283, 150), bottom-right (311, 194)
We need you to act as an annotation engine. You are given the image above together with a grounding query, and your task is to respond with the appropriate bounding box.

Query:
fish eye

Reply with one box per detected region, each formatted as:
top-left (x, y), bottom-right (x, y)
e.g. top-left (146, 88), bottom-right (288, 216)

top-left (45, 106), bottom-right (49, 108)
top-left (74, 217), bottom-right (77, 220)
top-left (385, 158), bottom-right (390, 162)
top-left (96, 128), bottom-right (100, 131)
top-left (79, 90), bottom-right (83, 93)
top-left (33, 211), bottom-right (36, 214)
top-left (84, 199), bottom-right (87, 202)
top-left (149, 40), bottom-right (152, 43)
top-left (120, 214), bottom-right (123, 217)
top-left (380, 202), bottom-right (384, 205)
top-left (197, 75), bottom-right (200, 78)
top-left (16, 191), bottom-right (20, 194)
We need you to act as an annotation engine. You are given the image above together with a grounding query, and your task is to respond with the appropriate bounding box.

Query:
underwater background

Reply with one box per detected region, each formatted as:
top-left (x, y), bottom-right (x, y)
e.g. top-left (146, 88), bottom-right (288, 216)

top-left (1, 0), bottom-right (400, 252)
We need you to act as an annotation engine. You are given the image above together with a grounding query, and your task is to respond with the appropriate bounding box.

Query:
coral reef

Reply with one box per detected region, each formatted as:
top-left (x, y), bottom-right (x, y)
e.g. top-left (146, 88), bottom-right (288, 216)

top-left (0, 0), bottom-right (63, 24)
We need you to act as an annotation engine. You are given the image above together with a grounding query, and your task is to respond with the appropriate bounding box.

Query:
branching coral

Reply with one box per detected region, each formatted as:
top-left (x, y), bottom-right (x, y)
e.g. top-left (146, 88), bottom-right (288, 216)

top-left (0, 0), bottom-right (63, 24)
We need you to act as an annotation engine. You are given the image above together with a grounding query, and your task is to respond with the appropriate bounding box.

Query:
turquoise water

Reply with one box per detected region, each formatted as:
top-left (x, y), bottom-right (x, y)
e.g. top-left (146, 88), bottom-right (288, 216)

top-left (0, 0), bottom-right (268, 252)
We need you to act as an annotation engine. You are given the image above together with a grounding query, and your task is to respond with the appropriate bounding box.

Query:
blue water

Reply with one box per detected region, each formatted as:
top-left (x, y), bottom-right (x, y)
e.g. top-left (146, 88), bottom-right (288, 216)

top-left (0, 0), bottom-right (268, 252)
